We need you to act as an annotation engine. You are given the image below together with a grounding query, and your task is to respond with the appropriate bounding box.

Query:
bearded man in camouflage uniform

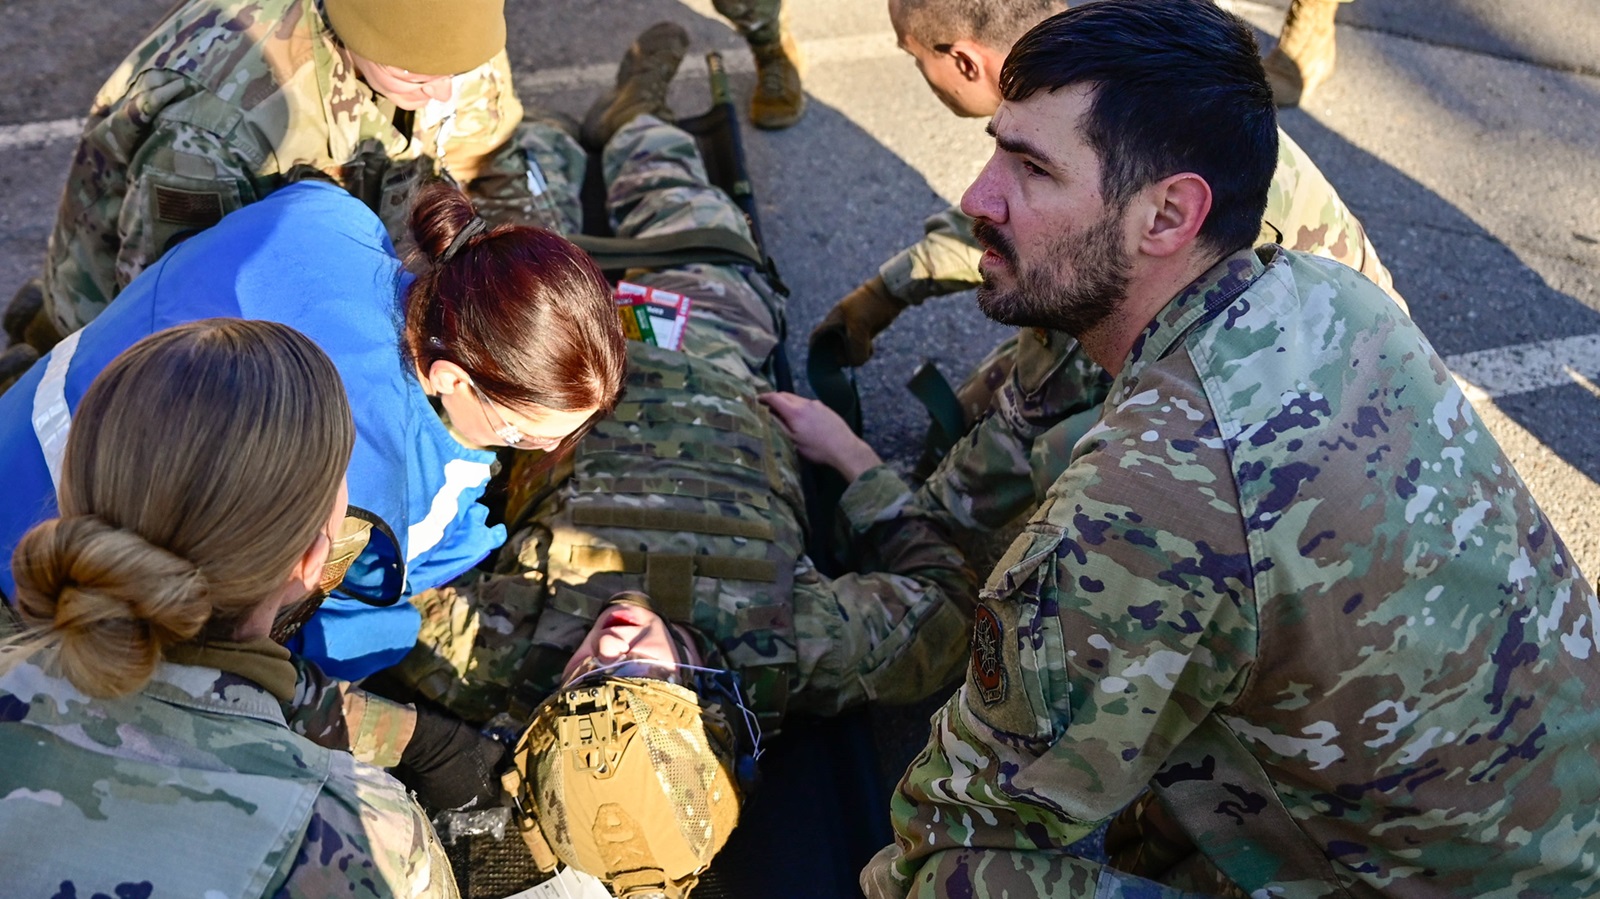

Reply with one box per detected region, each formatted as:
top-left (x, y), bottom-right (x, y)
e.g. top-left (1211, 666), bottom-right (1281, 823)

top-left (9, 0), bottom-right (582, 354)
top-left (809, 0), bottom-right (1401, 565)
top-left (833, 3), bottom-right (1600, 896)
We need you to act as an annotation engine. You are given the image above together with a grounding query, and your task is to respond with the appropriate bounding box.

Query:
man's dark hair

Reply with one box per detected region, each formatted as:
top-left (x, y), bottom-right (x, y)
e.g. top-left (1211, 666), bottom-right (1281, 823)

top-left (895, 0), bottom-right (1066, 50)
top-left (1001, 0), bottom-right (1277, 255)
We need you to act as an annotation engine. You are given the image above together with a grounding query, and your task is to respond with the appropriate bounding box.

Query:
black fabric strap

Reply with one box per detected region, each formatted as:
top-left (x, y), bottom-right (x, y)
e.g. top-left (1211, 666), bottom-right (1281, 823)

top-left (568, 228), bottom-right (767, 275)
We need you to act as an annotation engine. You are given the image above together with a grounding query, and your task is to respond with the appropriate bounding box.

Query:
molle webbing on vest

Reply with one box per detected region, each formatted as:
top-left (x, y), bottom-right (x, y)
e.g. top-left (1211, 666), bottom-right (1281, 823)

top-left (576, 473), bottom-right (771, 510)
top-left (542, 342), bottom-right (801, 723)
top-left (570, 505), bottom-right (775, 541)
top-left (566, 546), bottom-right (780, 583)
top-left (566, 546), bottom-right (781, 622)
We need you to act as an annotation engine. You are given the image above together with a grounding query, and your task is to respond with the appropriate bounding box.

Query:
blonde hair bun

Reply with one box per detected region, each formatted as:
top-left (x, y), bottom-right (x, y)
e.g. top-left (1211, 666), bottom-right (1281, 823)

top-left (12, 515), bottom-right (208, 698)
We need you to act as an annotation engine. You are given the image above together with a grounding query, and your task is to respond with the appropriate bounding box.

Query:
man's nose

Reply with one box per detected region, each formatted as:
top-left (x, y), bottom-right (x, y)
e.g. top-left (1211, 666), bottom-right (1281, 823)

top-left (595, 631), bottom-right (632, 661)
top-left (961, 156), bottom-right (1006, 223)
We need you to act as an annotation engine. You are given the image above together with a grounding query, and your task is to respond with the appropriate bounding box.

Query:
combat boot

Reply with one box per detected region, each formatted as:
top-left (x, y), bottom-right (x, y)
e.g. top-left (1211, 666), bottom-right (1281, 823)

top-left (4, 278), bottom-right (43, 345)
top-left (1263, 0), bottom-right (1341, 108)
top-left (0, 343), bottom-right (40, 396)
top-left (22, 305), bottom-right (64, 353)
top-left (748, 29), bottom-right (806, 130)
top-left (581, 22), bottom-right (691, 151)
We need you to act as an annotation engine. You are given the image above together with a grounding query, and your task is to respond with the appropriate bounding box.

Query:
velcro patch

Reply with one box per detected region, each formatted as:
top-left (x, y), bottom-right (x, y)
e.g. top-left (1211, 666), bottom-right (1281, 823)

top-left (971, 603), bottom-right (1008, 706)
top-left (154, 185), bottom-right (225, 227)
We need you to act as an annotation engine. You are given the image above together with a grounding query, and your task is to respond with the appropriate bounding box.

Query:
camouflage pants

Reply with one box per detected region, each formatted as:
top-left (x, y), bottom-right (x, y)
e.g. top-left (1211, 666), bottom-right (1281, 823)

top-left (602, 115), bottom-right (783, 374)
top-left (469, 117), bottom-right (590, 236)
top-left (712, 0), bottom-right (784, 44)
top-left (479, 113), bottom-right (782, 369)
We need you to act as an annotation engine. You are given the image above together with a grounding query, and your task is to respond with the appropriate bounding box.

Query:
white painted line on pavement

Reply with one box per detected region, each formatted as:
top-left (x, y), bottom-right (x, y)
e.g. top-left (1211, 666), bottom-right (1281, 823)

top-left (3, 26), bottom-right (1595, 412)
top-left (0, 32), bottom-right (904, 149)
top-left (518, 31), bottom-right (899, 93)
top-left (0, 117), bottom-right (83, 151)
top-left (1448, 333), bottom-right (1600, 403)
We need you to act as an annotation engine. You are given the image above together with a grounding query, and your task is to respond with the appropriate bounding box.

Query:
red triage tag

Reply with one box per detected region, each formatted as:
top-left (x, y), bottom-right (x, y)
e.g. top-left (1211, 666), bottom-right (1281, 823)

top-left (614, 282), bottom-right (692, 350)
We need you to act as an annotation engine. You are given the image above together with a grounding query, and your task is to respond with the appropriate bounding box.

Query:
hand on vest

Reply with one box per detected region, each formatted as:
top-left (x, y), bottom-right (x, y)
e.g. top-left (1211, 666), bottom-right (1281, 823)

top-left (760, 391), bottom-right (883, 482)
top-left (809, 276), bottom-right (908, 367)
top-left (395, 706), bottom-right (511, 814)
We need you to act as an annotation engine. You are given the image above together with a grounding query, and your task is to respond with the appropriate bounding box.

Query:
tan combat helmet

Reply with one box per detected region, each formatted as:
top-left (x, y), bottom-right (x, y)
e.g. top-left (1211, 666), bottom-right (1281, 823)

top-left (504, 666), bottom-right (761, 898)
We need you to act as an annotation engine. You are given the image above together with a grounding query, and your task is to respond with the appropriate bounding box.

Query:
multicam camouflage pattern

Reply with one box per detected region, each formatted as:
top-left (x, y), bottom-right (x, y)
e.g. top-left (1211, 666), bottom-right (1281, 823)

top-left (506, 676), bottom-right (742, 899)
top-left (394, 116), bottom-right (977, 731)
top-left (893, 127), bottom-right (1404, 559)
top-left (41, 0), bottom-right (548, 335)
top-left (0, 646), bottom-right (456, 898)
top-left (711, 0), bottom-right (785, 44)
top-left (862, 247), bottom-right (1600, 898)
top-left (287, 650), bottom-right (415, 767)
top-left (1261, 126), bottom-right (1395, 305)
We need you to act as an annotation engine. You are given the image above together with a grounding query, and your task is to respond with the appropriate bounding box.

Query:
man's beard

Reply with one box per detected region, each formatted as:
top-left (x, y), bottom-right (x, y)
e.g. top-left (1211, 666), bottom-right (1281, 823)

top-left (973, 211), bottom-right (1131, 336)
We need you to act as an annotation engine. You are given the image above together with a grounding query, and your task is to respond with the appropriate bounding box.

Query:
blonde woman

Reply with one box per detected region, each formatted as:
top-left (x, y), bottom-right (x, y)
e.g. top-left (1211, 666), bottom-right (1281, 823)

top-left (0, 178), bottom-right (627, 683)
top-left (0, 319), bottom-right (456, 898)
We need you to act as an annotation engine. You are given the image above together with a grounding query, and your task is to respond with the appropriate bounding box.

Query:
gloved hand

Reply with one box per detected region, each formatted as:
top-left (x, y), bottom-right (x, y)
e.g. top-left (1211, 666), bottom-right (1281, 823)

top-left (395, 706), bottom-right (510, 814)
top-left (809, 275), bottom-right (908, 367)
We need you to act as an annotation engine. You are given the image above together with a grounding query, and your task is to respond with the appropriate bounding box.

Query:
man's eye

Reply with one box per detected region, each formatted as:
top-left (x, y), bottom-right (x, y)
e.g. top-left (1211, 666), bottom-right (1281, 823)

top-left (1022, 160), bottom-right (1048, 177)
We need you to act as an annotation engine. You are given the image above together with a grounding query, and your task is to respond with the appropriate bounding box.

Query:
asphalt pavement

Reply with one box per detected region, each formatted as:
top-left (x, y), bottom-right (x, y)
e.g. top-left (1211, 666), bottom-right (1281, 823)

top-left (2, 0), bottom-right (1598, 849)
top-left (6, 0), bottom-right (1594, 565)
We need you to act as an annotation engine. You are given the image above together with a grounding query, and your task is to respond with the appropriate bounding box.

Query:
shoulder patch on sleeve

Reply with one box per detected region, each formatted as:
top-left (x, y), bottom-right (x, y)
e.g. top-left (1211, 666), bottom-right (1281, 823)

top-left (966, 527), bottom-right (1065, 742)
top-left (971, 603), bottom-right (1008, 706)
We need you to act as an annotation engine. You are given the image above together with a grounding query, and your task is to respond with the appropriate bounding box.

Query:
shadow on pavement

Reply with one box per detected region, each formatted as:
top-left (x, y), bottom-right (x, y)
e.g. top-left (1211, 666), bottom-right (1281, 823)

top-left (1338, 0), bottom-right (1600, 77)
top-left (0, 0), bottom-right (177, 125)
top-left (1282, 110), bottom-right (1600, 480)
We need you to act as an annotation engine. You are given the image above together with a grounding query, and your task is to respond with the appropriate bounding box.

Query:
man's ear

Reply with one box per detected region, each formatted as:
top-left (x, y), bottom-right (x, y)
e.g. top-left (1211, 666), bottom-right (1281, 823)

top-left (1137, 173), bottom-right (1213, 258)
top-left (948, 39), bottom-right (987, 83)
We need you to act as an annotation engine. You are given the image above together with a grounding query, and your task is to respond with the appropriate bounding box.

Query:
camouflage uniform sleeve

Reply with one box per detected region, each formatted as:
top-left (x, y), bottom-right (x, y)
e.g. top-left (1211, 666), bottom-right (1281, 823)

top-left (786, 464), bottom-right (979, 715)
top-left (865, 354), bottom-right (1258, 899)
top-left (435, 50), bottom-right (522, 187)
top-left (446, 51), bottom-right (589, 234)
top-left (285, 653), bottom-right (417, 769)
top-left (913, 331), bottom-right (1110, 549)
top-left (44, 70), bottom-right (266, 333)
top-left (877, 204), bottom-right (985, 305)
top-left (1265, 128), bottom-right (1402, 310)
top-left (268, 754), bottom-right (459, 899)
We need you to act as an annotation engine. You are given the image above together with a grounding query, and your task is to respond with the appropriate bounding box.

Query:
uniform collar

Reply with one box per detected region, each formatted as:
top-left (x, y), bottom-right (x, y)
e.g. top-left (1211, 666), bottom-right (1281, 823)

top-left (164, 638), bottom-right (298, 703)
top-left (308, 0), bottom-right (402, 164)
top-left (1112, 245), bottom-right (1277, 399)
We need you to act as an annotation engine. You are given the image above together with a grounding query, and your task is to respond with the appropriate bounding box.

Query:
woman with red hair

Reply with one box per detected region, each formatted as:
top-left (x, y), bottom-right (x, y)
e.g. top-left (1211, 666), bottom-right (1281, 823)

top-left (0, 178), bottom-right (628, 683)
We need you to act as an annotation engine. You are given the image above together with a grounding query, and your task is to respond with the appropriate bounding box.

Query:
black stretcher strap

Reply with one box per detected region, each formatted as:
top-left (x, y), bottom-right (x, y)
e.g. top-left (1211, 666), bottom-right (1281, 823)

top-left (567, 228), bottom-right (767, 274)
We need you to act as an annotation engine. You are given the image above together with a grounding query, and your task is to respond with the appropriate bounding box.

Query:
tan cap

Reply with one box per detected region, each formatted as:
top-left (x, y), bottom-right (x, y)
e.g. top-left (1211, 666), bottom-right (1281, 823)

top-left (325, 0), bottom-right (507, 76)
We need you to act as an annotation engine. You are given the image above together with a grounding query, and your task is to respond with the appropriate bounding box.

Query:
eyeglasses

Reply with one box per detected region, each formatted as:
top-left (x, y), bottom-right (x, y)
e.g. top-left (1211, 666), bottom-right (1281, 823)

top-left (466, 379), bottom-right (526, 447)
